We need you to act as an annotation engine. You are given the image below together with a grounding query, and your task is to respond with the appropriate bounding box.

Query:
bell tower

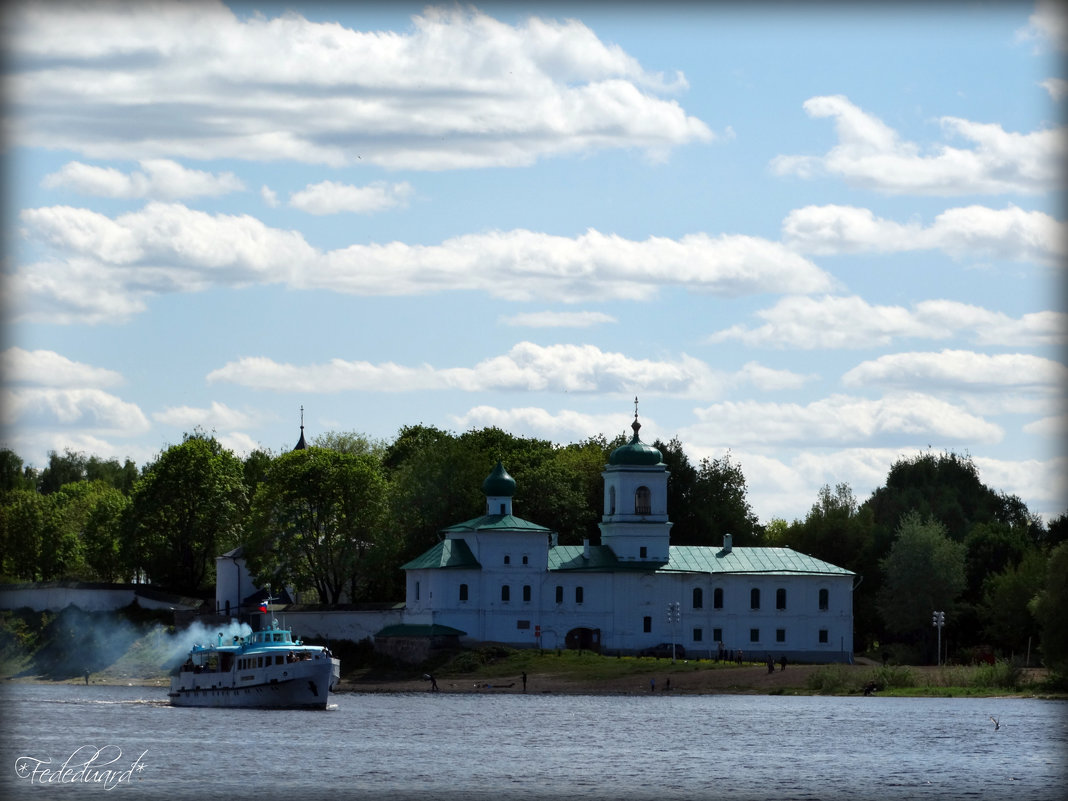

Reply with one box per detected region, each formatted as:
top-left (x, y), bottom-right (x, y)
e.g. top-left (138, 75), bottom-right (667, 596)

top-left (598, 399), bottom-right (672, 562)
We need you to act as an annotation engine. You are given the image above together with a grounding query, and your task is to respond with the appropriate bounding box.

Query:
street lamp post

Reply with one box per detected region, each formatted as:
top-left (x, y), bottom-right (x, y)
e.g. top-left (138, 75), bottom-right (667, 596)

top-left (932, 611), bottom-right (945, 666)
top-left (666, 602), bottom-right (681, 663)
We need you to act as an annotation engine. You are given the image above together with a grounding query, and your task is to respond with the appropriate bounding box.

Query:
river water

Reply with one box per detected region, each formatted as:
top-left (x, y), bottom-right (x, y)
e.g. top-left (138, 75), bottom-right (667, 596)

top-left (1, 683), bottom-right (1065, 800)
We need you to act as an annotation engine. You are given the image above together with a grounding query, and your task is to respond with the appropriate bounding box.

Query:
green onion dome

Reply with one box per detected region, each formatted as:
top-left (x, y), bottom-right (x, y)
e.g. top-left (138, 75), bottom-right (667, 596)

top-left (481, 461), bottom-right (516, 496)
top-left (609, 417), bottom-right (663, 466)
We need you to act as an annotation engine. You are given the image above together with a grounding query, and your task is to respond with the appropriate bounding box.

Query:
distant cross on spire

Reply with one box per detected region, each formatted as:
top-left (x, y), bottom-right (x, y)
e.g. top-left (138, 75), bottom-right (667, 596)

top-left (634, 396), bottom-right (639, 420)
top-left (300, 405), bottom-right (304, 430)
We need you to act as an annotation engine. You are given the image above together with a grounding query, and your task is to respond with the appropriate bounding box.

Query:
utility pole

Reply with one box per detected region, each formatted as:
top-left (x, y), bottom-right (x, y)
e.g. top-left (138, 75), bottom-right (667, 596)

top-left (932, 611), bottom-right (945, 666)
top-left (666, 602), bottom-right (681, 663)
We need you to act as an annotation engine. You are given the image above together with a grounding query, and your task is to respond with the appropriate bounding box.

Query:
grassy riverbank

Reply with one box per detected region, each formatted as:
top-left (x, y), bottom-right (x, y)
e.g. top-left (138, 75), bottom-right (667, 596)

top-left (2, 608), bottom-right (1063, 698)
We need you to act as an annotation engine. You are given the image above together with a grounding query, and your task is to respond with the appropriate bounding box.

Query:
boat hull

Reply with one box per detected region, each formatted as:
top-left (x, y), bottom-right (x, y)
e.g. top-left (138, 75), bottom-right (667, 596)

top-left (169, 657), bottom-right (340, 710)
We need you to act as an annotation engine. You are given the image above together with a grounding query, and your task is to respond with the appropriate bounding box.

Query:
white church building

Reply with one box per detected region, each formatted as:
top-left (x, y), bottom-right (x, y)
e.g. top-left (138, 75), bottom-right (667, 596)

top-left (401, 412), bottom-right (855, 663)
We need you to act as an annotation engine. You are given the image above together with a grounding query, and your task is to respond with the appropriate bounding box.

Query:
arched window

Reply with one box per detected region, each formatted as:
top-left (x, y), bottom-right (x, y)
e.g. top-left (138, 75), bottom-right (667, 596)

top-left (713, 587), bottom-right (723, 609)
top-left (819, 588), bottom-right (829, 610)
top-left (692, 587), bottom-right (703, 609)
top-left (459, 583), bottom-right (468, 601)
top-left (635, 486), bottom-right (651, 515)
top-left (501, 585), bottom-right (510, 602)
top-left (609, 486), bottom-right (616, 515)
top-left (776, 588), bottom-right (787, 610)
top-left (750, 588), bottom-right (760, 609)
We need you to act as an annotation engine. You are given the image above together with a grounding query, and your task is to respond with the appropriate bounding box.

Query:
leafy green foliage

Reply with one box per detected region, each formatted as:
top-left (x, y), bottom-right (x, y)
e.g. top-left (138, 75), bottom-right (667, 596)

top-left (877, 512), bottom-right (965, 645)
top-left (1030, 542), bottom-right (1068, 674)
top-left (125, 433), bottom-right (245, 592)
top-left (246, 447), bottom-right (387, 604)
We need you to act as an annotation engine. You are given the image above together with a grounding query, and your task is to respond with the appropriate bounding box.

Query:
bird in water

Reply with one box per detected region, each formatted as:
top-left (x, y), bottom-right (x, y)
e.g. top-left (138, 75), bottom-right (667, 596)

top-left (990, 716), bottom-right (1000, 730)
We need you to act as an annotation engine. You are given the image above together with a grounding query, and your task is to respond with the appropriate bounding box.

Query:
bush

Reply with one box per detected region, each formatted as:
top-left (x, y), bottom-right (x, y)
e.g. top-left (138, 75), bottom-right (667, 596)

top-left (870, 664), bottom-right (916, 688)
top-left (805, 665), bottom-right (862, 694)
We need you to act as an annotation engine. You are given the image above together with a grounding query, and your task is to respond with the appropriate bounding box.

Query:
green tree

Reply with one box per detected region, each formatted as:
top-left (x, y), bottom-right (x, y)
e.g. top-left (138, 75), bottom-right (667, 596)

top-left (247, 447), bottom-right (387, 604)
top-left (979, 549), bottom-right (1046, 657)
top-left (692, 452), bottom-right (761, 546)
top-left (0, 489), bottom-right (46, 580)
top-left (0, 449), bottom-right (36, 491)
top-left (83, 487), bottom-right (131, 582)
top-left (85, 456), bottom-right (139, 494)
top-left (1030, 542), bottom-right (1068, 674)
top-left (38, 450), bottom-right (89, 494)
top-left (125, 434), bottom-right (245, 592)
top-left (877, 511), bottom-right (966, 649)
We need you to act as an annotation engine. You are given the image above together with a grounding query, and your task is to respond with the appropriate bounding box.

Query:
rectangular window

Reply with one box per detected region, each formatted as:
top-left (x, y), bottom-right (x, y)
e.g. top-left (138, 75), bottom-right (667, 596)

top-left (517, 620), bottom-right (531, 630)
top-left (776, 628), bottom-right (785, 643)
top-left (501, 585), bottom-right (510, 602)
top-left (504, 555), bottom-right (510, 565)
top-left (713, 588), bottom-right (723, 609)
top-left (522, 555), bottom-right (529, 565)
top-left (575, 586), bottom-right (584, 604)
top-left (639, 546), bottom-right (647, 558)
top-left (776, 588), bottom-right (787, 610)
top-left (819, 588), bottom-right (829, 610)
top-left (693, 628), bottom-right (703, 642)
top-left (750, 588), bottom-right (760, 609)
top-left (750, 628), bottom-right (759, 643)
top-left (459, 583), bottom-right (468, 601)
top-left (643, 616), bottom-right (652, 633)
top-left (692, 588), bottom-right (703, 609)
top-left (523, 584), bottom-right (531, 602)
top-left (415, 581), bottom-right (420, 601)
top-left (712, 628), bottom-right (722, 643)
top-left (555, 585), bottom-right (563, 604)
top-left (819, 629), bottom-right (829, 644)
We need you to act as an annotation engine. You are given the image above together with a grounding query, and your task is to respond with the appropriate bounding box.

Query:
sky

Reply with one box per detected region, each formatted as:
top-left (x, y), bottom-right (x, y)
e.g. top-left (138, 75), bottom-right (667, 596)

top-left (2, 1), bottom-right (1065, 526)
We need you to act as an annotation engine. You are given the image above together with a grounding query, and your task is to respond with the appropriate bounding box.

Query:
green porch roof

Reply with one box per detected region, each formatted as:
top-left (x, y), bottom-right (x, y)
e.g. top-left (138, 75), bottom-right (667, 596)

top-left (400, 538), bottom-right (481, 570)
top-left (442, 513), bottom-right (551, 535)
top-left (548, 544), bottom-right (852, 576)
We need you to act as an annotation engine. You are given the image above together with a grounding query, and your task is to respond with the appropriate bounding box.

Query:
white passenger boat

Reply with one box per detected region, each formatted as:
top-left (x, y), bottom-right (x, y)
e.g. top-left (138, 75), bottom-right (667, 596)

top-left (168, 619), bottom-right (340, 709)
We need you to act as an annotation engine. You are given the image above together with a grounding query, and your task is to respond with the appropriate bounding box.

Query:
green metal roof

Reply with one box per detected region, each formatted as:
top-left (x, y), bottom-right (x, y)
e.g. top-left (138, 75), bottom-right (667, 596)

top-left (376, 623), bottom-right (466, 638)
top-left (549, 545), bottom-right (658, 572)
top-left (442, 513), bottom-right (551, 535)
top-left (400, 538), bottom-right (481, 570)
top-left (548, 545), bottom-right (852, 576)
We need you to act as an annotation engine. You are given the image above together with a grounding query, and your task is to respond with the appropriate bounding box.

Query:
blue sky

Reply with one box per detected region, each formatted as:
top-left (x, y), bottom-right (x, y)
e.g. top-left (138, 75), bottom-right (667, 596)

top-left (3, 1), bottom-right (1065, 525)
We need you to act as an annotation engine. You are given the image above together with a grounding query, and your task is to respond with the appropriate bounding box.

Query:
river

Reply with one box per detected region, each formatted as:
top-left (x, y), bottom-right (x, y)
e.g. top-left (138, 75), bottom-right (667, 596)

top-left (1, 683), bottom-right (1065, 800)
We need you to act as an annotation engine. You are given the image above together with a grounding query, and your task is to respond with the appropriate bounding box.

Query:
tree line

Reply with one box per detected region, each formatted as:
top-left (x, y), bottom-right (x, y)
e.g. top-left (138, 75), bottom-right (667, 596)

top-left (1, 429), bottom-right (1065, 673)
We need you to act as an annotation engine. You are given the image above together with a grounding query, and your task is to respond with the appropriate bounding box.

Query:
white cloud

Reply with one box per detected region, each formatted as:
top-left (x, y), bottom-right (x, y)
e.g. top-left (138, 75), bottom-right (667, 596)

top-left (152, 401), bottom-right (257, 430)
top-left (7, 3), bottom-right (712, 169)
top-left (503, 311), bottom-right (617, 328)
top-left (686, 393), bottom-right (1003, 447)
top-left (450, 406), bottom-right (632, 443)
top-left (1, 347), bottom-right (123, 388)
top-left (1, 387), bottom-right (150, 435)
top-left (14, 202), bottom-right (834, 323)
top-left (972, 455), bottom-right (1068, 516)
top-left (782, 204), bottom-right (1065, 266)
top-left (770, 95), bottom-right (1064, 195)
top-left (707, 295), bottom-right (1066, 349)
top-left (1041, 77), bottom-right (1068, 101)
top-left (260, 185), bottom-right (279, 208)
top-left (288, 180), bottom-right (413, 215)
top-left (1023, 414), bottom-right (1067, 437)
top-left (41, 159), bottom-right (244, 199)
top-left (841, 349), bottom-right (1068, 393)
top-left (1016, 0), bottom-right (1068, 52)
top-left (207, 342), bottom-right (811, 399)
